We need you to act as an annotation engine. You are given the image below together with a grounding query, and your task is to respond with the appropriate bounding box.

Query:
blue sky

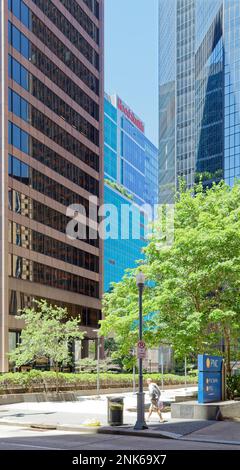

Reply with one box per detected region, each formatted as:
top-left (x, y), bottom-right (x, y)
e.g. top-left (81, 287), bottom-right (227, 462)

top-left (104, 0), bottom-right (158, 147)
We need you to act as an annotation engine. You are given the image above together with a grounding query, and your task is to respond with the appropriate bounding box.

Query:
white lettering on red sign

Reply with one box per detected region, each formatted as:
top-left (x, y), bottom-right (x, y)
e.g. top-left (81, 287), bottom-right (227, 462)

top-left (117, 98), bottom-right (145, 133)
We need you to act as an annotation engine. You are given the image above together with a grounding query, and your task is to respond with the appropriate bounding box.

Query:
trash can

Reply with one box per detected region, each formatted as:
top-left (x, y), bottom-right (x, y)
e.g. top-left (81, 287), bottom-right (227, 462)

top-left (107, 396), bottom-right (124, 426)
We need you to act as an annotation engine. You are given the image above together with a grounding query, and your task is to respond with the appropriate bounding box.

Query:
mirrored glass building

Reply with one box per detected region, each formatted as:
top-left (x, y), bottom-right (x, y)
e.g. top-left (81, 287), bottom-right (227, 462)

top-left (104, 94), bottom-right (158, 292)
top-left (159, 0), bottom-right (240, 201)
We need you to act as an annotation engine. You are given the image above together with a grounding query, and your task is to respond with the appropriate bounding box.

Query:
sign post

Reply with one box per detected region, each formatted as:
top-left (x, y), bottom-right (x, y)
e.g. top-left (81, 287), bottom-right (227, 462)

top-left (198, 355), bottom-right (223, 403)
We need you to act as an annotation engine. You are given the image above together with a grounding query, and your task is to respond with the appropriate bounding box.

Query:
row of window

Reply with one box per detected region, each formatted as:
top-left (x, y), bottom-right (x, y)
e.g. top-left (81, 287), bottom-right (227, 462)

top-left (33, 71), bottom-right (99, 145)
top-left (8, 56), bottom-right (99, 145)
top-left (8, 21), bottom-right (99, 97)
top-left (8, 89), bottom-right (99, 171)
top-left (9, 221), bottom-right (99, 273)
top-left (9, 0), bottom-right (99, 69)
top-left (32, 45), bottom-right (99, 117)
top-left (59, 0), bottom-right (99, 44)
top-left (9, 255), bottom-right (99, 298)
top-left (32, 0), bottom-right (98, 67)
top-left (83, 0), bottom-right (99, 19)
top-left (8, 189), bottom-right (99, 248)
top-left (9, 290), bottom-right (101, 327)
top-left (121, 133), bottom-right (145, 174)
top-left (8, 121), bottom-right (99, 196)
top-left (31, 11), bottom-right (99, 83)
top-left (9, 55), bottom-right (99, 145)
top-left (8, 154), bottom-right (91, 216)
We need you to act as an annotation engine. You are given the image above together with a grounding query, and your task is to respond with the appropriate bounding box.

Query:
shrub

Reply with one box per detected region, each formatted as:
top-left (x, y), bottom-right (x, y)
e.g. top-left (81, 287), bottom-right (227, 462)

top-left (226, 374), bottom-right (240, 399)
top-left (76, 358), bottom-right (121, 373)
top-left (0, 371), bottom-right (197, 394)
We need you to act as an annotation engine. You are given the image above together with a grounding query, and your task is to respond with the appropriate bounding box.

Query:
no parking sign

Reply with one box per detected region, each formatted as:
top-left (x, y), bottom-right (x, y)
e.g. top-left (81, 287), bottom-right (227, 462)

top-left (137, 340), bottom-right (146, 359)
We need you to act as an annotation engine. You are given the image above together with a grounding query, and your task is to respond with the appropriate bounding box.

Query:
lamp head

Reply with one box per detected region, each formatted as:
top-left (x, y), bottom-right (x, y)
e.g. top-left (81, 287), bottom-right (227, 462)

top-left (136, 271), bottom-right (145, 287)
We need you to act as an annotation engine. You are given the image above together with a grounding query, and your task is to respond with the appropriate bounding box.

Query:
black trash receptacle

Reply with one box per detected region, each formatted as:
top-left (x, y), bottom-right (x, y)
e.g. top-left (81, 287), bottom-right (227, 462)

top-left (107, 396), bottom-right (124, 426)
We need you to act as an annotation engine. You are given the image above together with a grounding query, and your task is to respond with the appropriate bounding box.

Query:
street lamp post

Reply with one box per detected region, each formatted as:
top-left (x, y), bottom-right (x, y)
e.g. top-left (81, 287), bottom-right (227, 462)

top-left (93, 330), bottom-right (100, 397)
top-left (134, 272), bottom-right (148, 430)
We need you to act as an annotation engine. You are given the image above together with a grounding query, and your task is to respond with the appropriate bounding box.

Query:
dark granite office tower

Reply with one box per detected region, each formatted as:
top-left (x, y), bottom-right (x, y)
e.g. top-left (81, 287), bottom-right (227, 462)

top-left (0, 0), bottom-right (104, 372)
top-left (159, 0), bottom-right (240, 202)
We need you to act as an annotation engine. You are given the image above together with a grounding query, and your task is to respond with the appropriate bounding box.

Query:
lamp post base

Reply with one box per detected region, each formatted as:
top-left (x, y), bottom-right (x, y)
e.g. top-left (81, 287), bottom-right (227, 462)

top-left (134, 392), bottom-right (148, 430)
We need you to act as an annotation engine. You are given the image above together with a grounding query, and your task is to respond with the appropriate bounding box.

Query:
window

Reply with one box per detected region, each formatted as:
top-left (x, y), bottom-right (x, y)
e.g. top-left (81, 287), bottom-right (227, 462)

top-left (9, 331), bottom-right (21, 352)
top-left (12, 125), bottom-right (21, 149)
top-left (9, 291), bottom-right (17, 315)
top-left (20, 65), bottom-right (28, 90)
top-left (21, 1), bottom-right (29, 28)
top-left (12, 157), bottom-right (21, 179)
top-left (21, 162), bottom-right (29, 182)
top-left (12, 91), bottom-right (21, 118)
top-left (21, 98), bottom-right (28, 122)
top-left (12, 0), bottom-right (21, 21)
top-left (12, 25), bottom-right (21, 52)
top-left (8, 155), bottom-right (12, 176)
top-left (21, 33), bottom-right (29, 59)
top-left (59, 0), bottom-right (99, 44)
top-left (8, 20), bottom-right (99, 95)
top-left (31, 0), bottom-right (99, 68)
top-left (12, 57), bottom-right (21, 84)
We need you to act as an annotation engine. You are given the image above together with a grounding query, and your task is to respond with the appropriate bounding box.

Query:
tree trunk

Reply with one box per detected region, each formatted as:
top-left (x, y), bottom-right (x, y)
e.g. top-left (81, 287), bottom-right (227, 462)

top-left (54, 363), bottom-right (59, 394)
top-left (224, 329), bottom-right (231, 376)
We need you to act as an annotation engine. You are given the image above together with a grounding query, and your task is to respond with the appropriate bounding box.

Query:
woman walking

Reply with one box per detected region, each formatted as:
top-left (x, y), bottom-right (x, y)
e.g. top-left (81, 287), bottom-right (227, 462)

top-left (146, 378), bottom-right (164, 423)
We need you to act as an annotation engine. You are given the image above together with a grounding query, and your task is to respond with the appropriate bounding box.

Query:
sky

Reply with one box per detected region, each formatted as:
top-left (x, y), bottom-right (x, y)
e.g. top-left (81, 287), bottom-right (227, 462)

top-left (104, 0), bottom-right (159, 147)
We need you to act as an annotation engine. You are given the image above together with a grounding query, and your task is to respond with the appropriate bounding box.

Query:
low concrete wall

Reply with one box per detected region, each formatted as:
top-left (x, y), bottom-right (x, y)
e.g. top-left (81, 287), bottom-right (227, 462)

top-left (171, 400), bottom-right (240, 420)
top-left (0, 384), bottom-right (197, 406)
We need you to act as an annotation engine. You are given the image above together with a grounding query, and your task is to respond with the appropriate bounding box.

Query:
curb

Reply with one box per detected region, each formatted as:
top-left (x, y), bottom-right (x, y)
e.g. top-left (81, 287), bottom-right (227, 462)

top-left (98, 426), bottom-right (240, 446)
top-left (98, 426), bottom-right (181, 440)
top-left (0, 420), bottom-right (100, 433)
top-left (180, 436), bottom-right (240, 446)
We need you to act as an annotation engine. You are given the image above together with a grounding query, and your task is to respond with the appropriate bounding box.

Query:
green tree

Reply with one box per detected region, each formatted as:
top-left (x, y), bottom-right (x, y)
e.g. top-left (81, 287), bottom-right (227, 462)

top-left (100, 181), bottom-right (240, 374)
top-left (9, 299), bottom-right (84, 391)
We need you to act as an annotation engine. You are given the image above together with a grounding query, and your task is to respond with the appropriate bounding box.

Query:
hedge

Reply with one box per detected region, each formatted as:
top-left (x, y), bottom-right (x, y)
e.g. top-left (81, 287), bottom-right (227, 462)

top-left (0, 370), bottom-right (197, 394)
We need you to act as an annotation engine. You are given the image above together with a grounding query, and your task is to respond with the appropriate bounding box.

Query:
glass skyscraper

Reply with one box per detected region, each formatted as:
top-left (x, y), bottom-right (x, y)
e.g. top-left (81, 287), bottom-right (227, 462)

top-left (104, 94), bottom-right (158, 292)
top-left (0, 0), bottom-right (104, 372)
top-left (159, 0), bottom-right (240, 201)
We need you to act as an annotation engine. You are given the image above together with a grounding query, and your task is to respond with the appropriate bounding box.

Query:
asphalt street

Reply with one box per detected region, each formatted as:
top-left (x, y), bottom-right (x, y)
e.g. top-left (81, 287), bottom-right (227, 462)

top-left (0, 425), bottom-right (240, 450)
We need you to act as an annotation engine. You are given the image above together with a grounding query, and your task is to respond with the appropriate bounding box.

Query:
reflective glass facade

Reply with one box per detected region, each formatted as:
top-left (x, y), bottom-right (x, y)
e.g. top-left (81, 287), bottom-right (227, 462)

top-left (104, 94), bottom-right (158, 292)
top-left (0, 0), bottom-right (104, 371)
top-left (159, 0), bottom-right (176, 203)
top-left (159, 0), bottom-right (240, 197)
top-left (224, 0), bottom-right (240, 186)
top-left (104, 185), bottom-right (146, 292)
top-left (195, 5), bottom-right (224, 186)
top-left (104, 94), bottom-right (158, 206)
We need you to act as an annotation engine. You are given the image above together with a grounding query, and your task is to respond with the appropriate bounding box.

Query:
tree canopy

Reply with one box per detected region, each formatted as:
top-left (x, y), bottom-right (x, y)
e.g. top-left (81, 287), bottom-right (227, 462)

top-left (9, 299), bottom-right (84, 372)
top-left (100, 181), bottom-right (240, 373)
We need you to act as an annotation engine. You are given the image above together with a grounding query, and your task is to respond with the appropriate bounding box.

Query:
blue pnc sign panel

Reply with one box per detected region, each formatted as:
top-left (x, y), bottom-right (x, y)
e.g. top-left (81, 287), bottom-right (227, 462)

top-left (198, 355), bottom-right (223, 404)
top-left (198, 355), bottom-right (222, 373)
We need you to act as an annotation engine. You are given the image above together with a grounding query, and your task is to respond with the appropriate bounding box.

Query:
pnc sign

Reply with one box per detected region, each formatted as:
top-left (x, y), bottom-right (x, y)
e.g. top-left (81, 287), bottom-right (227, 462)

top-left (198, 354), bottom-right (222, 373)
top-left (117, 97), bottom-right (145, 133)
top-left (198, 355), bottom-right (223, 403)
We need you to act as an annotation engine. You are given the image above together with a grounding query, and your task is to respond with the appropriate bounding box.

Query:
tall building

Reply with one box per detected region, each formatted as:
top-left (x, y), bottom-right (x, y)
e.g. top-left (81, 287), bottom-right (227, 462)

top-left (104, 94), bottom-right (158, 292)
top-left (159, 0), bottom-right (240, 201)
top-left (0, 0), bottom-right (104, 372)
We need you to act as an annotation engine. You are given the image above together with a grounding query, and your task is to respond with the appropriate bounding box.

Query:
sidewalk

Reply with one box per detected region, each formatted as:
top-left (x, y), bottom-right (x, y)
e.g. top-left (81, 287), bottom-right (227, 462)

top-left (99, 421), bottom-right (240, 446)
top-left (1, 387), bottom-right (239, 446)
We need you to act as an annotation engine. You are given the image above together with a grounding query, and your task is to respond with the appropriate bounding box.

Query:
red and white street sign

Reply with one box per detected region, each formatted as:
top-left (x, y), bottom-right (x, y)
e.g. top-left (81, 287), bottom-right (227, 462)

top-left (137, 340), bottom-right (146, 359)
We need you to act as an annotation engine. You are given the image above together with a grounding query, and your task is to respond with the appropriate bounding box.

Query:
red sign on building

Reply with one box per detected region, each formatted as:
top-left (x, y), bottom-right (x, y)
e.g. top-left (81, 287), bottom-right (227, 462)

top-left (117, 98), bottom-right (145, 133)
